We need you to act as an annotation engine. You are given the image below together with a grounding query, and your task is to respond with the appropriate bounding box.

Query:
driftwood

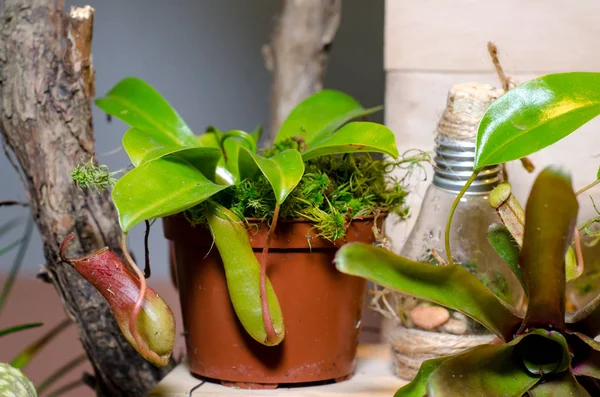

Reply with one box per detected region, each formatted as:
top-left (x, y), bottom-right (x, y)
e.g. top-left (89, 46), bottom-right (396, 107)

top-left (0, 1), bottom-right (173, 395)
top-left (263, 0), bottom-right (342, 144)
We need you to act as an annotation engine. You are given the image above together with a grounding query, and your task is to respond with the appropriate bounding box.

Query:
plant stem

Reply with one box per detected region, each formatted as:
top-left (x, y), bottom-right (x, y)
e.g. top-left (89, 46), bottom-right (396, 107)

top-left (11, 318), bottom-right (71, 369)
top-left (45, 379), bottom-right (86, 397)
top-left (143, 220), bottom-right (151, 279)
top-left (0, 217), bottom-right (33, 316)
top-left (121, 235), bottom-right (163, 365)
top-left (445, 171), bottom-right (479, 265)
top-left (0, 322), bottom-right (42, 338)
top-left (259, 203), bottom-right (280, 344)
top-left (36, 353), bottom-right (88, 394)
top-left (576, 179), bottom-right (600, 196)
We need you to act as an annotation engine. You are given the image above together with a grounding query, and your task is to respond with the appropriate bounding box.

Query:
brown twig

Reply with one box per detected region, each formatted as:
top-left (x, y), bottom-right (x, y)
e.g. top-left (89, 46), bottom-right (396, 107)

top-left (487, 42), bottom-right (510, 92)
top-left (487, 42), bottom-right (534, 174)
top-left (0, 200), bottom-right (28, 207)
top-left (431, 248), bottom-right (448, 266)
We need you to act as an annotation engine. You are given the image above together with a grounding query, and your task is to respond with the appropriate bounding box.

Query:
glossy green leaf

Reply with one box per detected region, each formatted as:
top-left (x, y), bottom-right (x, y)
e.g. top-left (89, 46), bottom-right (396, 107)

top-left (221, 135), bottom-right (254, 184)
top-left (196, 127), bottom-right (221, 148)
top-left (195, 129), bottom-right (236, 185)
top-left (112, 156), bottom-right (228, 232)
top-left (239, 148), bottom-right (304, 204)
top-left (302, 122), bottom-right (399, 161)
top-left (123, 128), bottom-right (223, 178)
top-left (394, 357), bottom-right (449, 397)
top-left (427, 337), bottom-right (539, 397)
top-left (95, 77), bottom-right (197, 146)
top-left (206, 202), bottom-right (284, 346)
top-left (275, 89), bottom-right (382, 145)
top-left (0, 323), bottom-right (42, 338)
top-left (528, 371), bottom-right (590, 397)
top-left (521, 167), bottom-right (578, 331)
top-left (475, 72), bottom-right (600, 169)
top-left (334, 243), bottom-right (521, 341)
top-left (487, 224), bottom-right (526, 293)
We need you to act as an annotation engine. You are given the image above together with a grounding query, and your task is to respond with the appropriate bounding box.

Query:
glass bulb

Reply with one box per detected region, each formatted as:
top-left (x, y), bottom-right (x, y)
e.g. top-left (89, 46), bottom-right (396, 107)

top-left (398, 135), bottom-right (524, 332)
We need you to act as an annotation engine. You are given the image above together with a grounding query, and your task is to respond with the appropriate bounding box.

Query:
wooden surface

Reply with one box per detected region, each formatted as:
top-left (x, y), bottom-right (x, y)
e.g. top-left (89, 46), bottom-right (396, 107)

top-left (385, 0), bottom-right (600, 72)
top-left (149, 344), bottom-right (406, 396)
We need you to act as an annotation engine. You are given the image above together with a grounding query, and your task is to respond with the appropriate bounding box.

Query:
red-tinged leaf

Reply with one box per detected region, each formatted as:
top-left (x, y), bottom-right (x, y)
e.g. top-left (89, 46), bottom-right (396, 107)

top-left (521, 167), bottom-right (578, 331)
top-left (335, 243), bottom-right (521, 341)
top-left (569, 332), bottom-right (600, 379)
top-left (527, 370), bottom-right (590, 397)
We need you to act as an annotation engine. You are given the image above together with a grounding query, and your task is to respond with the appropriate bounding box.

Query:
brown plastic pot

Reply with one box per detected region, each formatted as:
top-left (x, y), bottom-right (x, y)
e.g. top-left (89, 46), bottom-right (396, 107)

top-left (163, 215), bottom-right (382, 388)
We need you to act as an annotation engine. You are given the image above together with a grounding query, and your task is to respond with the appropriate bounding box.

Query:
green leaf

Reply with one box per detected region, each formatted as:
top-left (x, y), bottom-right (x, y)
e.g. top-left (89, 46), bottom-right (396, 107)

top-left (0, 323), bottom-right (42, 338)
top-left (487, 224), bottom-right (526, 293)
top-left (123, 128), bottom-right (223, 178)
top-left (565, 246), bottom-right (583, 282)
top-left (302, 122), bottom-right (399, 161)
top-left (275, 89), bottom-right (382, 145)
top-left (195, 128), bottom-right (236, 185)
top-left (475, 72), bottom-right (600, 169)
top-left (221, 135), bottom-right (254, 184)
top-left (239, 148), bottom-right (304, 204)
top-left (0, 217), bottom-right (22, 240)
top-left (521, 167), bottom-right (578, 331)
top-left (11, 319), bottom-right (70, 369)
top-left (394, 357), bottom-right (449, 397)
top-left (96, 77), bottom-right (197, 146)
top-left (206, 202), bottom-right (284, 346)
top-left (427, 338), bottom-right (539, 397)
top-left (250, 125), bottom-right (262, 144)
top-left (0, 218), bottom-right (33, 315)
top-left (112, 156), bottom-right (228, 232)
top-left (334, 243), bottom-right (521, 341)
top-left (528, 371), bottom-right (590, 397)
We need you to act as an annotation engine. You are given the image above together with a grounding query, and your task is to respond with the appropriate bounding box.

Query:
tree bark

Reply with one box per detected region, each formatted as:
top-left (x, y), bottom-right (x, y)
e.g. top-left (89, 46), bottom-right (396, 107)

top-left (263, 0), bottom-right (342, 145)
top-left (0, 1), bottom-right (173, 396)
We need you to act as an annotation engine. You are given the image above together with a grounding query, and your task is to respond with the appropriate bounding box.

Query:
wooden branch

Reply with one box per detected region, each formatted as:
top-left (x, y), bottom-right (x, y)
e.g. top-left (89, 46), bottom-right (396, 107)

top-left (0, 1), bottom-right (173, 396)
top-left (263, 0), bottom-right (342, 145)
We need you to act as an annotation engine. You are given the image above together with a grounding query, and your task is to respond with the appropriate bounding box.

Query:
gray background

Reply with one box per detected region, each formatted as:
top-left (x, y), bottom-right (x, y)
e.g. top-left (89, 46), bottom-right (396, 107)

top-left (0, 0), bottom-right (385, 277)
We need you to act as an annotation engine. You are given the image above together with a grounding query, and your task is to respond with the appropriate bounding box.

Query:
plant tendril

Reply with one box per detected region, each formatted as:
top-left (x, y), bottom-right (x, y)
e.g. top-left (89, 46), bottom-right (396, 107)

top-left (259, 203), bottom-right (280, 343)
top-left (120, 234), bottom-right (162, 365)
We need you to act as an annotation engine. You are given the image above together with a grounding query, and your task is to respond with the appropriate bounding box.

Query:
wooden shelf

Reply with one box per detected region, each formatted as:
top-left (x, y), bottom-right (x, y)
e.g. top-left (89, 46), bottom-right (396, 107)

top-left (149, 344), bottom-right (407, 396)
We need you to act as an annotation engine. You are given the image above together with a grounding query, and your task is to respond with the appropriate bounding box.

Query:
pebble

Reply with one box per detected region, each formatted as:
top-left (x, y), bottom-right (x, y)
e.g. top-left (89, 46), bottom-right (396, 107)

top-left (442, 318), bottom-right (468, 335)
top-left (409, 305), bottom-right (450, 330)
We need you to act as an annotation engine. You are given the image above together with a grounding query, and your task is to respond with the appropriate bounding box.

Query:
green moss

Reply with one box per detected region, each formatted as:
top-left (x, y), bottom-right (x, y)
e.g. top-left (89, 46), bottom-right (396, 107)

top-left (184, 152), bottom-right (419, 242)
